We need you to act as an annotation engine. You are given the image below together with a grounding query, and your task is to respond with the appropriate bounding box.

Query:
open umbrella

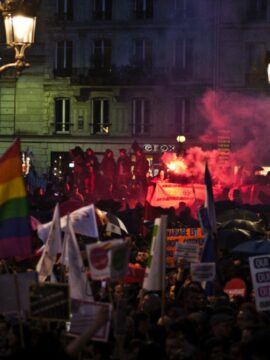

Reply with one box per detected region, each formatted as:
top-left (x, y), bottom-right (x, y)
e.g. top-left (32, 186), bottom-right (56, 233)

top-left (232, 239), bottom-right (270, 255)
top-left (217, 228), bottom-right (253, 251)
top-left (218, 219), bottom-right (265, 237)
top-left (95, 208), bottom-right (128, 237)
top-left (104, 211), bottom-right (128, 236)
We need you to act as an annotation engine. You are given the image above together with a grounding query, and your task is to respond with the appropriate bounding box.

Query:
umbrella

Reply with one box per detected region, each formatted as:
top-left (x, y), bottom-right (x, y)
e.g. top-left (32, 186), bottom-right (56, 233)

top-left (217, 208), bottom-right (259, 223)
top-left (217, 228), bottom-right (253, 250)
top-left (95, 208), bottom-right (128, 236)
top-left (232, 239), bottom-right (270, 255)
top-left (218, 219), bottom-right (265, 237)
top-left (104, 211), bottom-right (128, 236)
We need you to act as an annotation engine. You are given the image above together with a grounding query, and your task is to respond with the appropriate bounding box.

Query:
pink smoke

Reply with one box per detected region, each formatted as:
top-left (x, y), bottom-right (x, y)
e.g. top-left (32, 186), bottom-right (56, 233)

top-left (200, 90), bottom-right (270, 168)
top-left (162, 90), bottom-right (270, 187)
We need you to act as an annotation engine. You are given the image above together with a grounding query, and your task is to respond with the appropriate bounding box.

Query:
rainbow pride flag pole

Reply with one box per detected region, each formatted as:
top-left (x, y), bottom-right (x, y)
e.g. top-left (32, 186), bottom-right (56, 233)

top-left (0, 138), bottom-right (32, 258)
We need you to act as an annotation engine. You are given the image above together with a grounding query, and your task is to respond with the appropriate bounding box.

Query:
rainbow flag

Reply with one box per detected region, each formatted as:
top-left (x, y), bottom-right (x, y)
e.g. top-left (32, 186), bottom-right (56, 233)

top-left (0, 138), bottom-right (32, 258)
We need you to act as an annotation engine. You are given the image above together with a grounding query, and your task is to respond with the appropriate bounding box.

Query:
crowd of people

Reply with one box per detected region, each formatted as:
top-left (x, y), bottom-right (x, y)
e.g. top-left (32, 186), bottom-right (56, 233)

top-left (68, 146), bottom-right (150, 205)
top-left (25, 146), bottom-right (177, 221)
top-left (0, 147), bottom-right (269, 359)
top-left (1, 232), bottom-right (270, 360)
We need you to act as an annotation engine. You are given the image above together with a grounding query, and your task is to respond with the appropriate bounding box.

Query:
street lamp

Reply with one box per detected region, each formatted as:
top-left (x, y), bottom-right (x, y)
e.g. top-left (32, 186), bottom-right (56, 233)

top-left (0, 0), bottom-right (40, 74)
top-left (176, 134), bottom-right (186, 157)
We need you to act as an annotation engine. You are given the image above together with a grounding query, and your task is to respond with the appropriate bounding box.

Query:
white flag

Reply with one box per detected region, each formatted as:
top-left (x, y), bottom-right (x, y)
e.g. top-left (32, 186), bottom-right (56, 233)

top-left (36, 203), bottom-right (62, 282)
top-left (37, 204), bottom-right (99, 242)
top-left (143, 215), bottom-right (167, 291)
top-left (60, 214), bottom-right (93, 301)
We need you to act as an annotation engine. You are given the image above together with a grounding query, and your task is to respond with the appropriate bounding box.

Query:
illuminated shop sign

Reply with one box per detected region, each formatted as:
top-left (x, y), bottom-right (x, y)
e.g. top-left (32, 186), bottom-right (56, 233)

top-left (143, 144), bottom-right (175, 152)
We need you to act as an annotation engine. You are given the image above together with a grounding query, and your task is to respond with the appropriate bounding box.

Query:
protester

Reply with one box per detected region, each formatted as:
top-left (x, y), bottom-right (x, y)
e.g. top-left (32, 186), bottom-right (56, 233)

top-left (133, 148), bottom-right (149, 194)
top-left (116, 148), bottom-right (132, 190)
top-left (151, 169), bottom-right (169, 184)
top-left (84, 148), bottom-right (99, 195)
top-left (70, 184), bottom-right (84, 203)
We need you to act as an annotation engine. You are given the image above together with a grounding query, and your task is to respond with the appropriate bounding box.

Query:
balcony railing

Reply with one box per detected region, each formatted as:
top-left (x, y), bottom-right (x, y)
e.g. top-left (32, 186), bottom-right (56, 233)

top-left (70, 65), bottom-right (169, 86)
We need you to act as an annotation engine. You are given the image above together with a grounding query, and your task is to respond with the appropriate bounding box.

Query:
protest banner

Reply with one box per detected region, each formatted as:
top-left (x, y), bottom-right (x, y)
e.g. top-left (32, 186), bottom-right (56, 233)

top-left (146, 183), bottom-right (205, 209)
top-left (29, 282), bottom-right (70, 321)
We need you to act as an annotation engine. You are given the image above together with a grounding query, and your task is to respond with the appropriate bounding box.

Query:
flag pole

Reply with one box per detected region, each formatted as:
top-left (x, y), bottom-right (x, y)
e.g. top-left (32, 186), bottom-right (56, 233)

top-left (13, 272), bottom-right (25, 349)
top-left (160, 215), bottom-right (167, 323)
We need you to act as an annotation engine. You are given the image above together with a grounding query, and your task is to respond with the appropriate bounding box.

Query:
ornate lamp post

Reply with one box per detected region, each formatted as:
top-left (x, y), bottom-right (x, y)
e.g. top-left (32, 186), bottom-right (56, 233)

top-left (0, 0), bottom-right (40, 74)
top-left (176, 134), bottom-right (186, 157)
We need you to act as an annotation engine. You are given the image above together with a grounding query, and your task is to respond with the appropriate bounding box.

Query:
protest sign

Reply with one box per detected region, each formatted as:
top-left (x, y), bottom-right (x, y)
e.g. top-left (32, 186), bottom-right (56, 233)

top-left (190, 262), bottom-right (216, 282)
top-left (0, 272), bottom-right (37, 314)
top-left (166, 227), bottom-right (204, 267)
top-left (224, 278), bottom-right (247, 301)
top-left (86, 239), bottom-right (129, 281)
top-left (70, 300), bottom-right (112, 342)
top-left (29, 282), bottom-right (70, 321)
top-left (249, 255), bottom-right (270, 312)
top-left (175, 242), bottom-right (200, 264)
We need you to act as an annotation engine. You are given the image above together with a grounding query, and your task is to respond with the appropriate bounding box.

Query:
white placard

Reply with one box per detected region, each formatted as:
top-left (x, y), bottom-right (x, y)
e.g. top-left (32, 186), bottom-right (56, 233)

top-left (0, 272), bottom-right (37, 314)
top-left (70, 300), bottom-right (112, 342)
top-left (175, 243), bottom-right (200, 263)
top-left (249, 255), bottom-right (270, 312)
top-left (190, 262), bottom-right (216, 282)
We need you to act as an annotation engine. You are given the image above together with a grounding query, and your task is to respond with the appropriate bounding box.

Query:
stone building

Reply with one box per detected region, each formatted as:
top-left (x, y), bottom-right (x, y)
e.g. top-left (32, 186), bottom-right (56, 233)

top-left (0, 0), bottom-right (268, 178)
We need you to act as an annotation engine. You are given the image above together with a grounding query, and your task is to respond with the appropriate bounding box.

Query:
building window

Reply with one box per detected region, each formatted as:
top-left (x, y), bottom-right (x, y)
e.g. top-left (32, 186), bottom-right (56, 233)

top-left (132, 39), bottom-right (152, 68)
top-left (93, 0), bottom-right (112, 20)
top-left (92, 39), bottom-right (112, 69)
top-left (174, 0), bottom-right (194, 18)
top-left (55, 40), bottom-right (73, 76)
top-left (54, 98), bottom-right (71, 133)
top-left (56, 0), bottom-right (73, 21)
top-left (175, 98), bottom-right (191, 134)
top-left (247, 0), bottom-right (267, 21)
top-left (92, 99), bottom-right (110, 134)
top-left (134, 0), bottom-right (153, 19)
top-left (132, 98), bottom-right (150, 135)
top-left (245, 43), bottom-right (267, 84)
top-left (173, 38), bottom-right (193, 78)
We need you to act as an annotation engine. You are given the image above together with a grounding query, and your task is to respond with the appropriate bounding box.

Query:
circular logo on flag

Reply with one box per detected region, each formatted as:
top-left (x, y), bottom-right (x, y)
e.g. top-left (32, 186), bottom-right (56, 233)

top-left (90, 247), bottom-right (108, 270)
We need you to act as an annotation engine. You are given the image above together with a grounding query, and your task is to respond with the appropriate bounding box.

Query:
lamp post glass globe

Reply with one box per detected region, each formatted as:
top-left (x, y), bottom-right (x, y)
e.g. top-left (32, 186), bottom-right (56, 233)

top-left (4, 14), bottom-right (36, 45)
top-left (176, 135), bottom-right (186, 144)
top-left (0, 0), bottom-right (39, 73)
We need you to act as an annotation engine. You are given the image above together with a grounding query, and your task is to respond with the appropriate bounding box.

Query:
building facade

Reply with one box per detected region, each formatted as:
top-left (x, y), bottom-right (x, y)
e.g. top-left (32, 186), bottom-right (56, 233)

top-left (0, 0), bottom-right (269, 177)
